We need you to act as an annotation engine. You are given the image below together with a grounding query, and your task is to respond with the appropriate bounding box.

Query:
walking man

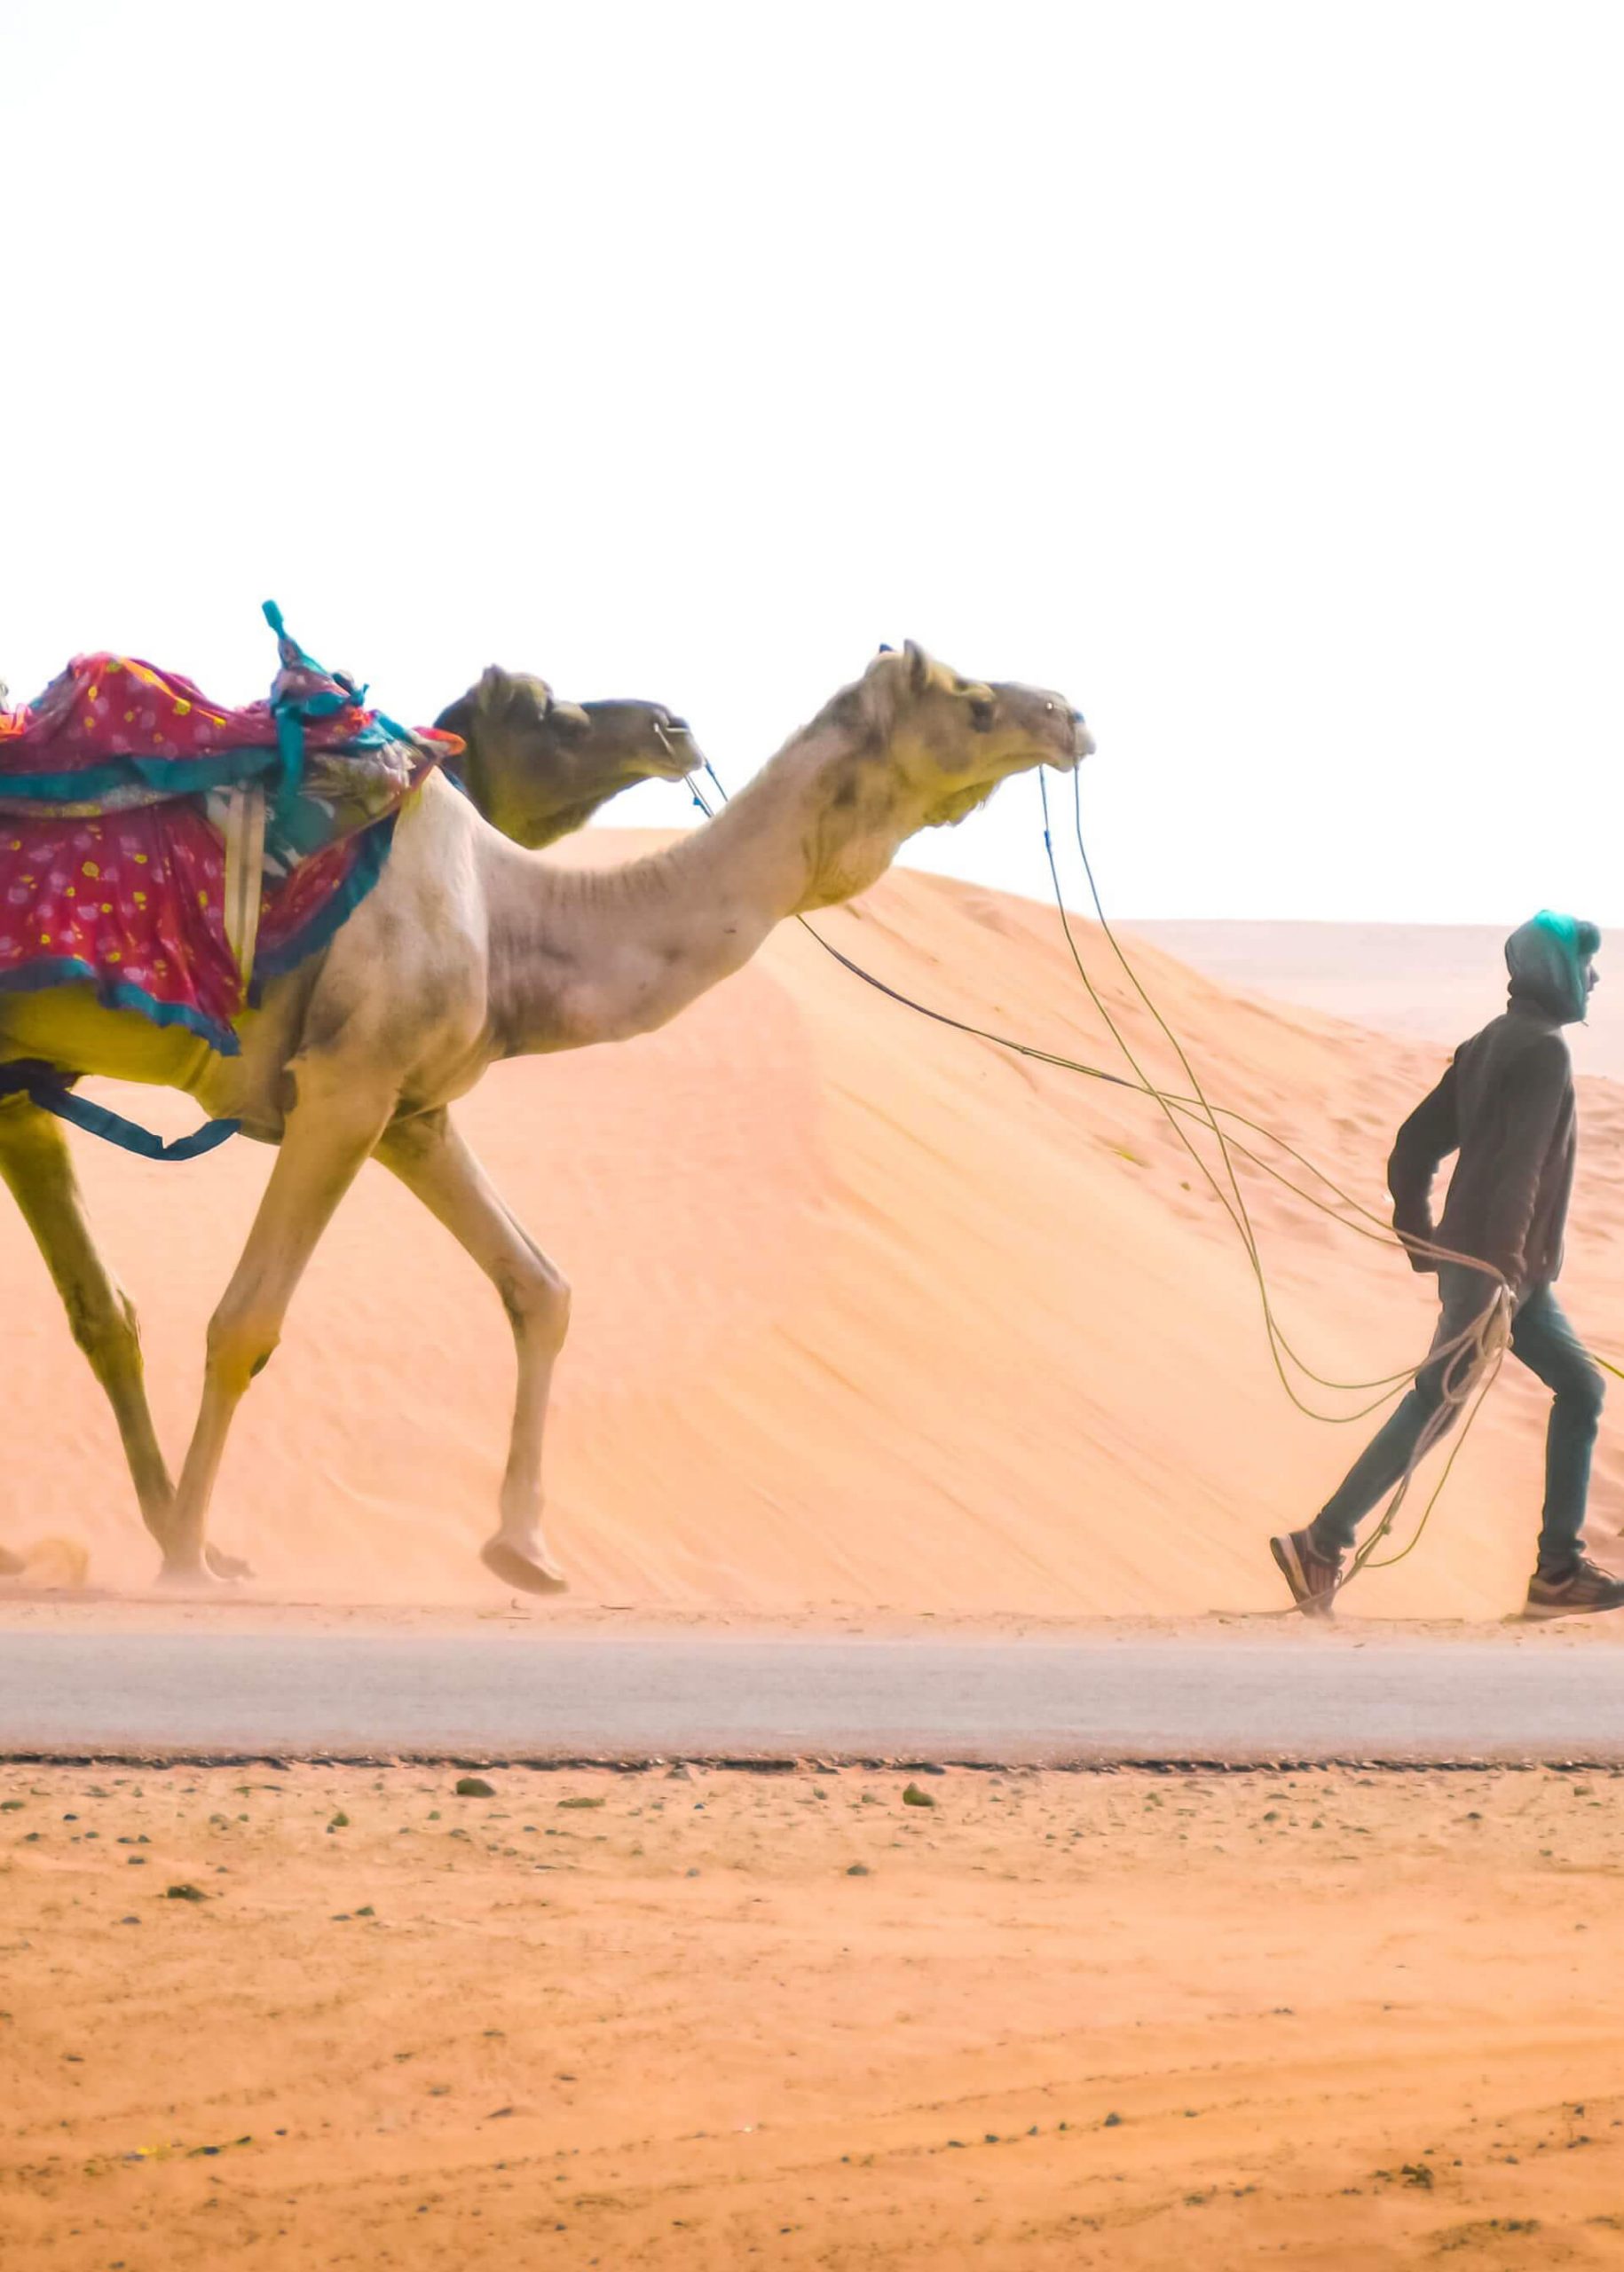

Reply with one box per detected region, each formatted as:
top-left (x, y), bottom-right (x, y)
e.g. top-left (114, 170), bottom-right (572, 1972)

top-left (1272, 911), bottom-right (1624, 1620)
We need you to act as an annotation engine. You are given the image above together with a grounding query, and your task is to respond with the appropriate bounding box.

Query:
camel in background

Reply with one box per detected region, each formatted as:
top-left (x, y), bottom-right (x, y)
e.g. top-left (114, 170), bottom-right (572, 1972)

top-left (0, 645), bottom-right (1089, 1595)
top-left (434, 667), bottom-right (698, 844)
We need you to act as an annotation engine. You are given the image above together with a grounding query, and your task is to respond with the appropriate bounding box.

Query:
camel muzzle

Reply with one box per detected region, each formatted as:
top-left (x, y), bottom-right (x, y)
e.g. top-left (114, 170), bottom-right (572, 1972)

top-left (653, 720), bottom-right (703, 775)
top-left (1047, 721), bottom-right (1092, 772)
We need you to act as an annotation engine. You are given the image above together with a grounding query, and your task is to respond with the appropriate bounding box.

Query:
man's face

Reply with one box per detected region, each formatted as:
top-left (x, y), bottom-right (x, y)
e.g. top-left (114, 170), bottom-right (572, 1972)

top-left (1588, 961), bottom-right (1601, 998)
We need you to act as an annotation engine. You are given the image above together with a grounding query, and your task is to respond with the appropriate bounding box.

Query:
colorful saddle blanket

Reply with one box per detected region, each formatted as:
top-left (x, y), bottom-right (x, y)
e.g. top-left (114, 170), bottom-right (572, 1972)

top-left (0, 606), bottom-right (459, 1053)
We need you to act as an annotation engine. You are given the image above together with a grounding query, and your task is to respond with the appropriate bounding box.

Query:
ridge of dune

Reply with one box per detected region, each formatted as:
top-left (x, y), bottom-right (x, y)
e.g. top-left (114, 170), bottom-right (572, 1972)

top-left (1127, 919), bottom-right (1624, 1082)
top-left (4, 831), bottom-right (1624, 1619)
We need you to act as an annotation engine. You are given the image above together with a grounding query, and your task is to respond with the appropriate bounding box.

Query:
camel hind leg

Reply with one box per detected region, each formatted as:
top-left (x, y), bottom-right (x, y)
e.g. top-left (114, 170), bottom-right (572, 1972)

top-left (375, 1108), bottom-right (570, 1595)
top-left (0, 1093), bottom-right (176, 1556)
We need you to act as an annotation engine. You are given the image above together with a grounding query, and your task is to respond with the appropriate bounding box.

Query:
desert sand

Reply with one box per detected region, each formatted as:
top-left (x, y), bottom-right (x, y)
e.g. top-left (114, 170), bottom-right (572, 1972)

top-left (5, 1759), bottom-right (1624, 2269)
top-left (9, 856), bottom-right (1624, 2270)
top-left (4, 837), bottom-right (1623, 1621)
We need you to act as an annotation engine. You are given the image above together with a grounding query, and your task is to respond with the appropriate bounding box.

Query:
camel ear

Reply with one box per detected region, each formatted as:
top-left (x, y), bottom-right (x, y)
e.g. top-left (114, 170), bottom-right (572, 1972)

top-left (904, 640), bottom-right (934, 695)
top-left (474, 665), bottom-right (515, 718)
top-left (485, 671), bottom-right (569, 732)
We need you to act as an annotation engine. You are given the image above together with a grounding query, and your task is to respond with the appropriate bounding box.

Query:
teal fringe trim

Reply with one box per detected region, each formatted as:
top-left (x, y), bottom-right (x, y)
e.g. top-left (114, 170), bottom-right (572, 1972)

top-left (0, 956), bottom-right (240, 1053)
top-left (250, 814), bottom-right (398, 991)
top-left (0, 746), bottom-right (284, 805)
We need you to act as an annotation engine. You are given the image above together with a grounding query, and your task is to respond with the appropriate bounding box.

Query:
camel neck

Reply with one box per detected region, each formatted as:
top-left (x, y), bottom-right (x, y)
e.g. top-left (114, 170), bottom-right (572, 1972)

top-left (483, 726), bottom-right (879, 1054)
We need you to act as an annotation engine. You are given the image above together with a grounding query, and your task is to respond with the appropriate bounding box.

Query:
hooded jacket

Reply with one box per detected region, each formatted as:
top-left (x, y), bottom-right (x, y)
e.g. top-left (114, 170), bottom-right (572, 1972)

top-left (1388, 912), bottom-right (1599, 1292)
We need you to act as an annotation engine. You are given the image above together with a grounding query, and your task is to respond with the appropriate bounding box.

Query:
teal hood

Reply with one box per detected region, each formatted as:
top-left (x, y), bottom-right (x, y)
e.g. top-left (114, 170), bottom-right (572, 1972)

top-left (1505, 911), bottom-right (1600, 1025)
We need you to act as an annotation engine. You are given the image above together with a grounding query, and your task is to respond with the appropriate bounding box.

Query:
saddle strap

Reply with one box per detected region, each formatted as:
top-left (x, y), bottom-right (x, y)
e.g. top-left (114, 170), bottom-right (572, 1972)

top-left (0, 1063), bottom-right (240, 1160)
top-left (221, 783), bottom-right (267, 988)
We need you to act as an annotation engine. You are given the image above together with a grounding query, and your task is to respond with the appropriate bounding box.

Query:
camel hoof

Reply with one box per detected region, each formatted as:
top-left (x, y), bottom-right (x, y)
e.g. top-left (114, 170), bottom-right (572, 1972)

top-left (481, 1538), bottom-right (569, 1597)
top-left (204, 1545), bottom-right (255, 1583)
top-left (154, 1558), bottom-right (223, 1595)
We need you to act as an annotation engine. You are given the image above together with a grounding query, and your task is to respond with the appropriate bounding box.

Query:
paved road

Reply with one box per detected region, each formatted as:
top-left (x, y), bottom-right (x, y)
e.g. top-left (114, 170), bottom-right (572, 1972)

top-left (3, 1630), bottom-right (1624, 1763)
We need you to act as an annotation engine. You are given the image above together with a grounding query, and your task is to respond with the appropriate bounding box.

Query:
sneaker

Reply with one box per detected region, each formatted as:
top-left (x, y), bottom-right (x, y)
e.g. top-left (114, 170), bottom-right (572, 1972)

top-left (1524, 1555), bottom-right (1624, 1621)
top-left (1270, 1527), bottom-right (1343, 1617)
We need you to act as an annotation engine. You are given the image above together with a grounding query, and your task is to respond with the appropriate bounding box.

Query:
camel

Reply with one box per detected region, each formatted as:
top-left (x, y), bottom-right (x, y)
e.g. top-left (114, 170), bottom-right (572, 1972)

top-left (0, 667), bottom-right (699, 1583)
top-left (433, 667), bottom-right (698, 844)
top-left (0, 643), bottom-right (1089, 1595)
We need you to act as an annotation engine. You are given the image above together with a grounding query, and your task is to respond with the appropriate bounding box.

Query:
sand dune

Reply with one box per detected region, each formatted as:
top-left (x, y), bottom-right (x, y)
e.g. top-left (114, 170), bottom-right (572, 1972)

top-left (1130, 919), bottom-right (1624, 1081)
top-left (4, 839), bottom-right (1624, 1618)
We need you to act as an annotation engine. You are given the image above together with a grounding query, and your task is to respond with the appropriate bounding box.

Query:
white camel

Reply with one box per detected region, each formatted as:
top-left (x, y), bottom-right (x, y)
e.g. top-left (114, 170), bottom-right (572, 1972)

top-left (0, 645), bottom-right (1089, 1593)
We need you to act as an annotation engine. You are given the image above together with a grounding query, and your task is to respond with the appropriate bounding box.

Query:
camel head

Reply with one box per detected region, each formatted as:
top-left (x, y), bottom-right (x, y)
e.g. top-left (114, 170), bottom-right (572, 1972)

top-left (435, 667), bottom-right (702, 848)
top-left (802, 643), bottom-right (1092, 903)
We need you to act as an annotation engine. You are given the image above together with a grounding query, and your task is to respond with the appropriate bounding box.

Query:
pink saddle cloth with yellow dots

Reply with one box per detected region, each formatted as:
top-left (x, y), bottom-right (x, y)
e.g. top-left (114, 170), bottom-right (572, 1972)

top-left (0, 623), bottom-right (458, 1054)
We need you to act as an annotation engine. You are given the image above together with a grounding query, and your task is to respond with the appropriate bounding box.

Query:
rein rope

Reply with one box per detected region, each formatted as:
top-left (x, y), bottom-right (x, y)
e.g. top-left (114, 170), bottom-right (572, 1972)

top-left (681, 753), bottom-right (1518, 1607)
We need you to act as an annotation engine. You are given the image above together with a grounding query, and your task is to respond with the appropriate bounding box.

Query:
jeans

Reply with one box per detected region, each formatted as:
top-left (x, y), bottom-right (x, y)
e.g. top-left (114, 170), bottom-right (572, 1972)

top-left (1309, 1265), bottom-right (1605, 1574)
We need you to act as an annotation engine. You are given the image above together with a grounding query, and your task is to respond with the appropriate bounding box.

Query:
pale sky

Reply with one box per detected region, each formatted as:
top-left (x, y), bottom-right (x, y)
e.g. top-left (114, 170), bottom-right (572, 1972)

top-left (5, 0), bottom-right (1621, 926)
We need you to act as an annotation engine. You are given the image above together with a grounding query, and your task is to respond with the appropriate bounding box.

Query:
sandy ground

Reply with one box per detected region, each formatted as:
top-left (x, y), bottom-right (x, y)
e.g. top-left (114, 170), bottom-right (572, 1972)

top-left (5, 855), bottom-right (1624, 1623)
top-left (4, 1760), bottom-right (1623, 2269)
top-left (11, 1596), bottom-right (1624, 1641)
top-left (8, 888), bottom-right (1624, 2265)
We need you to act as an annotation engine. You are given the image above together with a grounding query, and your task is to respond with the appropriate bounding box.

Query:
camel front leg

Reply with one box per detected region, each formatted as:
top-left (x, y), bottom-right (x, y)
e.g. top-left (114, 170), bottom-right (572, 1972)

top-left (0, 1096), bottom-right (175, 1553)
top-left (162, 1065), bottom-right (396, 1582)
top-left (375, 1108), bottom-right (570, 1595)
